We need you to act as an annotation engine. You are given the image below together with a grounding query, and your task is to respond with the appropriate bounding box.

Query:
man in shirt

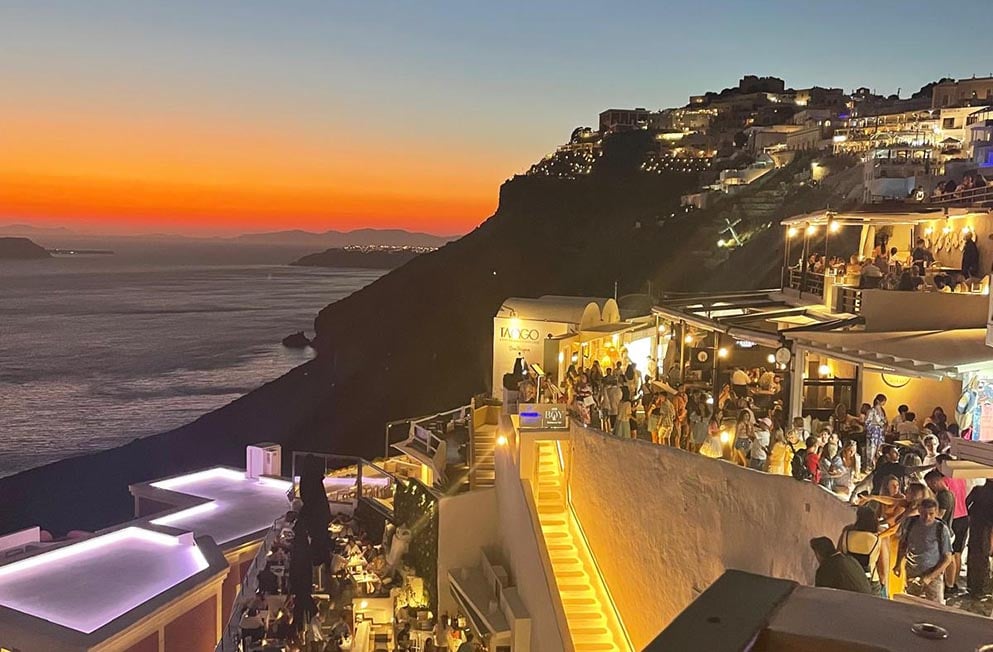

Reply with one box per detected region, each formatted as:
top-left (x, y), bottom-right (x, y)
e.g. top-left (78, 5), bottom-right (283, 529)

top-left (731, 367), bottom-right (750, 398)
top-left (810, 537), bottom-right (872, 594)
top-left (804, 436), bottom-right (822, 484)
top-left (890, 404), bottom-right (909, 432)
top-left (895, 498), bottom-right (953, 604)
top-left (895, 411), bottom-right (920, 439)
top-left (911, 238), bottom-right (934, 274)
top-left (939, 455), bottom-right (970, 596)
top-left (749, 417), bottom-right (771, 471)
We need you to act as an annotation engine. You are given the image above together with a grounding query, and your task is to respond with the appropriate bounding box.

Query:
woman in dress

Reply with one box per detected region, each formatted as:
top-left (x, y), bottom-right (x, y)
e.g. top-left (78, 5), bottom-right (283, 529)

top-left (766, 428), bottom-right (792, 476)
top-left (865, 394), bottom-right (888, 470)
top-left (614, 385), bottom-right (632, 439)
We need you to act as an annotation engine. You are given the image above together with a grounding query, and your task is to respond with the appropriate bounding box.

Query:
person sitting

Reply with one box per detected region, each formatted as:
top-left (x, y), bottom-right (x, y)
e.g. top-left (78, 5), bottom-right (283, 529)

top-left (810, 536), bottom-right (873, 594)
top-left (859, 259), bottom-right (883, 288)
top-left (240, 608), bottom-right (265, 646)
top-left (895, 412), bottom-right (920, 439)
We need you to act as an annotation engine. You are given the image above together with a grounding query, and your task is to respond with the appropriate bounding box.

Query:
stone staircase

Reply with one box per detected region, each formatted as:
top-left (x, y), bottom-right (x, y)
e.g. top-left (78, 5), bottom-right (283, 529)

top-left (470, 422), bottom-right (497, 489)
top-left (535, 441), bottom-right (630, 652)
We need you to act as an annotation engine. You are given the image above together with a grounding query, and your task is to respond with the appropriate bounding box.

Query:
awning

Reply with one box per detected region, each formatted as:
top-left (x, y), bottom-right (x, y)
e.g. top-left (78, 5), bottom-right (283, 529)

top-left (786, 329), bottom-right (993, 378)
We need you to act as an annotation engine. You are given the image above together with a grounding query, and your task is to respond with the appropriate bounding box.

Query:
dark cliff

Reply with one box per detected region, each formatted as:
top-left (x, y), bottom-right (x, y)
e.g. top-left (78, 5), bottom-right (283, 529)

top-left (0, 237), bottom-right (51, 259)
top-left (0, 140), bottom-right (855, 535)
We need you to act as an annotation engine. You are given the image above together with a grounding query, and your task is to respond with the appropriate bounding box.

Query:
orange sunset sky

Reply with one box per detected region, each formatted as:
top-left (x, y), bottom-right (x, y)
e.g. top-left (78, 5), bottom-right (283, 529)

top-left (3, 2), bottom-right (984, 236)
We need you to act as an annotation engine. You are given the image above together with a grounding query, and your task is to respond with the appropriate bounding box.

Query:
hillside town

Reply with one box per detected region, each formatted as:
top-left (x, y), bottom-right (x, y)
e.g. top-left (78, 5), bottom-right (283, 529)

top-left (6, 73), bottom-right (993, 652)
top-left (528, 74), bottom-right (993, 206)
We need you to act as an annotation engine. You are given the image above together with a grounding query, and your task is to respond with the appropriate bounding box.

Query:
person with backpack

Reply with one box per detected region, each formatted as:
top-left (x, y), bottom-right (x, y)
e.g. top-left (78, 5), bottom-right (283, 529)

top-left (894, 497), bottom-right (953, 604)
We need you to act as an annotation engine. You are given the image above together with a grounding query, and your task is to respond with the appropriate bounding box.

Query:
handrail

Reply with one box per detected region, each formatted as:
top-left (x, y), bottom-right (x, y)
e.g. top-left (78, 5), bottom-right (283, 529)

top-left (215, 517), bottom-right (282, 652)
top-left (929, 184), bottom-right (993, 206)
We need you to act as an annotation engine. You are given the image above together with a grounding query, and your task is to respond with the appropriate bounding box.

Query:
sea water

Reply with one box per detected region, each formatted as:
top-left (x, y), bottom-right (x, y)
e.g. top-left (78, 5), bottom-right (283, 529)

top-left (0, 249), bottom-right (381, 477)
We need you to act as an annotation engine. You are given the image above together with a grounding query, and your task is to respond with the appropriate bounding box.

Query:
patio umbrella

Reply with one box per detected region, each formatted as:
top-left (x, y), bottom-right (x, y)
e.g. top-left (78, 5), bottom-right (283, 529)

top-left (299, 454), bottom-right (332, 567)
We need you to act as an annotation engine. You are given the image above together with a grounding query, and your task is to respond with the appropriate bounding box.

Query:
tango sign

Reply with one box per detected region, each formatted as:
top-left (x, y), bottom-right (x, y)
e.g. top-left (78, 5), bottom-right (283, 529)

top-left (500, 327), bottom-right (540, 341)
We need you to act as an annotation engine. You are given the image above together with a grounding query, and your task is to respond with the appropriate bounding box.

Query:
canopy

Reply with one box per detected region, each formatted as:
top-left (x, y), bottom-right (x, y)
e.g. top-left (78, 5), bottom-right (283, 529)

top-left (787, 329), bottom-right (993, 378)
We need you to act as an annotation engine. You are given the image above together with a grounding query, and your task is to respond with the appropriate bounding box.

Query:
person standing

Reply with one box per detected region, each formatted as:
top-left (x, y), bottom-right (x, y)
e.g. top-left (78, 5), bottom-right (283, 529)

top-left (767, 428), bottom-right (792, 476)
top-left (941, 457), bottom-right (970, 596)
top-left (604, 377), bottom-right (621, 432)
top-left (962, 231), bottom-right (980, 280)
top-left (966, 480), bottom-right (993, 598)
top-left (731, 366), bottom-right (750, 399)
top-left (655, 390), bottom-right (676, 446)
top-left (864, 394), bottom-right (888, 470)
top-left (894, 498), bottom-right (953, 604)
top-left (749, 417), bottom-right (772, 471)
top-left (614, 385), bottom-right (632, 439)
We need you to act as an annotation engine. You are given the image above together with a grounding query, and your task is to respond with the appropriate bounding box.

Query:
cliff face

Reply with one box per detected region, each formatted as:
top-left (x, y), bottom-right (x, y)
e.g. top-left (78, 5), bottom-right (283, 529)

top-left (0, 144), bottom-right (857, 535)
top-left (0, 237), bottom-right (50, 259)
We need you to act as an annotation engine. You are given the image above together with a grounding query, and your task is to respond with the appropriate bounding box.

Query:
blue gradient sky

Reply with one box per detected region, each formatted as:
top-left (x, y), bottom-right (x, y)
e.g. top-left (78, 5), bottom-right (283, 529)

top-left (2, 1), bottom-right (989, 234)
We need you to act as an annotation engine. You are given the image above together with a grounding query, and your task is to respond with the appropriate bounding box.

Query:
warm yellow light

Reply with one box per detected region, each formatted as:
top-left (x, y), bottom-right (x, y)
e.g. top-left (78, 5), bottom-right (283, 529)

top-left (818, 364), bottom-right (831, 377)
top-left (684, 334), bottom-right (694, 344)
top-left (558, 351), bottom-right (564, 363)
top-left (924, 226), bottom-right (934, 235)
top-left (360, 600), bottom-right (369, 609)
top-left (767, 354), bottom-right (776, 364)
top-left (943, 226), bottom-right (952, 234)
top-left (720, 430), bottom-right (730, 444)
top-left (496, 434), bottom-right (508, 447)
top-left (718, 347), bottom-right (729, 358)
top-left (806, 224), bottom-right (817, 235)
top-left (787, 226), bottom-right (798, 238)
top-left (829, 221), bottom-right (841, 233)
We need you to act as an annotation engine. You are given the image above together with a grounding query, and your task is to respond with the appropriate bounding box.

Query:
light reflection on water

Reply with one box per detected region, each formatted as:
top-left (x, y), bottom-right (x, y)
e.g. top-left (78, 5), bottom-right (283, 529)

top-left (0, 257), bottom-right (381, 477)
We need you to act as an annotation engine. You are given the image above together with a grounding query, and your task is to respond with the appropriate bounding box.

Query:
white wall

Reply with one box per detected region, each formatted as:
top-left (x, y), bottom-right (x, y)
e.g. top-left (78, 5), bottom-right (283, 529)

top-left (567, 425), bottom-right (855, 649)
top-left (494, 448), bottom-right (567, 652)
top-left (436, 488), bottom-right (499, 616)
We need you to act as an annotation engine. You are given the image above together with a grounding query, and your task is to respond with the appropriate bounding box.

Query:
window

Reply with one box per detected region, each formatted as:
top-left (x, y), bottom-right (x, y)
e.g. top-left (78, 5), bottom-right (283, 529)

top-left (943, 117), bottom-right (955, 129)
top-left (968, 115), bottom-right (978, 126)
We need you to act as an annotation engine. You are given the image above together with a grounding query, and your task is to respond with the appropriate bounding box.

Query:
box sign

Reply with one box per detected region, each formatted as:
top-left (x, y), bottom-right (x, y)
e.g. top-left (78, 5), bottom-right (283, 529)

top-left (519, 403), bottom-right (569, 430)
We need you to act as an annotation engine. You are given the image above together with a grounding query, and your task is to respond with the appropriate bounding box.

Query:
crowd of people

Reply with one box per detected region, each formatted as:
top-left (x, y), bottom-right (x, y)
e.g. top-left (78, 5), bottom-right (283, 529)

top-left (927, 171), bottom-right (989, 201)
top-left (802, 395), bottom-right (993, 607)
top-left (797, 228), bottom-right (989, 294)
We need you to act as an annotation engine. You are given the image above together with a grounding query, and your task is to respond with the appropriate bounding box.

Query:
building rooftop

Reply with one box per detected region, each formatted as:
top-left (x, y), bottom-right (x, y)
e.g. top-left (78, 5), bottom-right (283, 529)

top-left (134, 467), bottom-right (293, 548)
top-left (0, 527), bottom-right (211, 634)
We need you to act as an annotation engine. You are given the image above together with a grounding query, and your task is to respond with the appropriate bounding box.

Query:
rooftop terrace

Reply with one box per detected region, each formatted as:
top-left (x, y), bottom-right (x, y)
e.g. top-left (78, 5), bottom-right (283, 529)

top-left (133, 466), bottom-right (294, 548)
top-left (0, 527), bottom-right (211, 634)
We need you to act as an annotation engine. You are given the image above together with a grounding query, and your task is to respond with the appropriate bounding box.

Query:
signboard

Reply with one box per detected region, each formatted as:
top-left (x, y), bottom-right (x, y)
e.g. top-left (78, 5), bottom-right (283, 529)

top-left (491, 317), bottom-right (569, 398)
top-left (518, 403), bottom-right (569, 430)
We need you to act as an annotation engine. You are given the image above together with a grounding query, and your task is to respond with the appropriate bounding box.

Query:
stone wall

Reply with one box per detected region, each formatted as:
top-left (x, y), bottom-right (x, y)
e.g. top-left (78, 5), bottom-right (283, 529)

top-left (568, 426), bottom-right (854, 649)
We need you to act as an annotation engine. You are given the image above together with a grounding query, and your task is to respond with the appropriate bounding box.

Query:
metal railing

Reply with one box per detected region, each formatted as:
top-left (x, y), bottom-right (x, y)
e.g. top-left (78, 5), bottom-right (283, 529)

top-left (215, 518), bottom-right (282, 652)
top-left (929, 184), bottom-right (993, 206)
top-left (837, 286), bottom-right (862, 314)
top-left (787, 268), bottom-right (825, 297)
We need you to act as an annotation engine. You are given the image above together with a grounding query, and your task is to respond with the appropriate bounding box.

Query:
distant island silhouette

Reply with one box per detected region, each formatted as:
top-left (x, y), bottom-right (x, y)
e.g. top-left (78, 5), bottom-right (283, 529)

top-left (0, 237), bottom-right (51, 260)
